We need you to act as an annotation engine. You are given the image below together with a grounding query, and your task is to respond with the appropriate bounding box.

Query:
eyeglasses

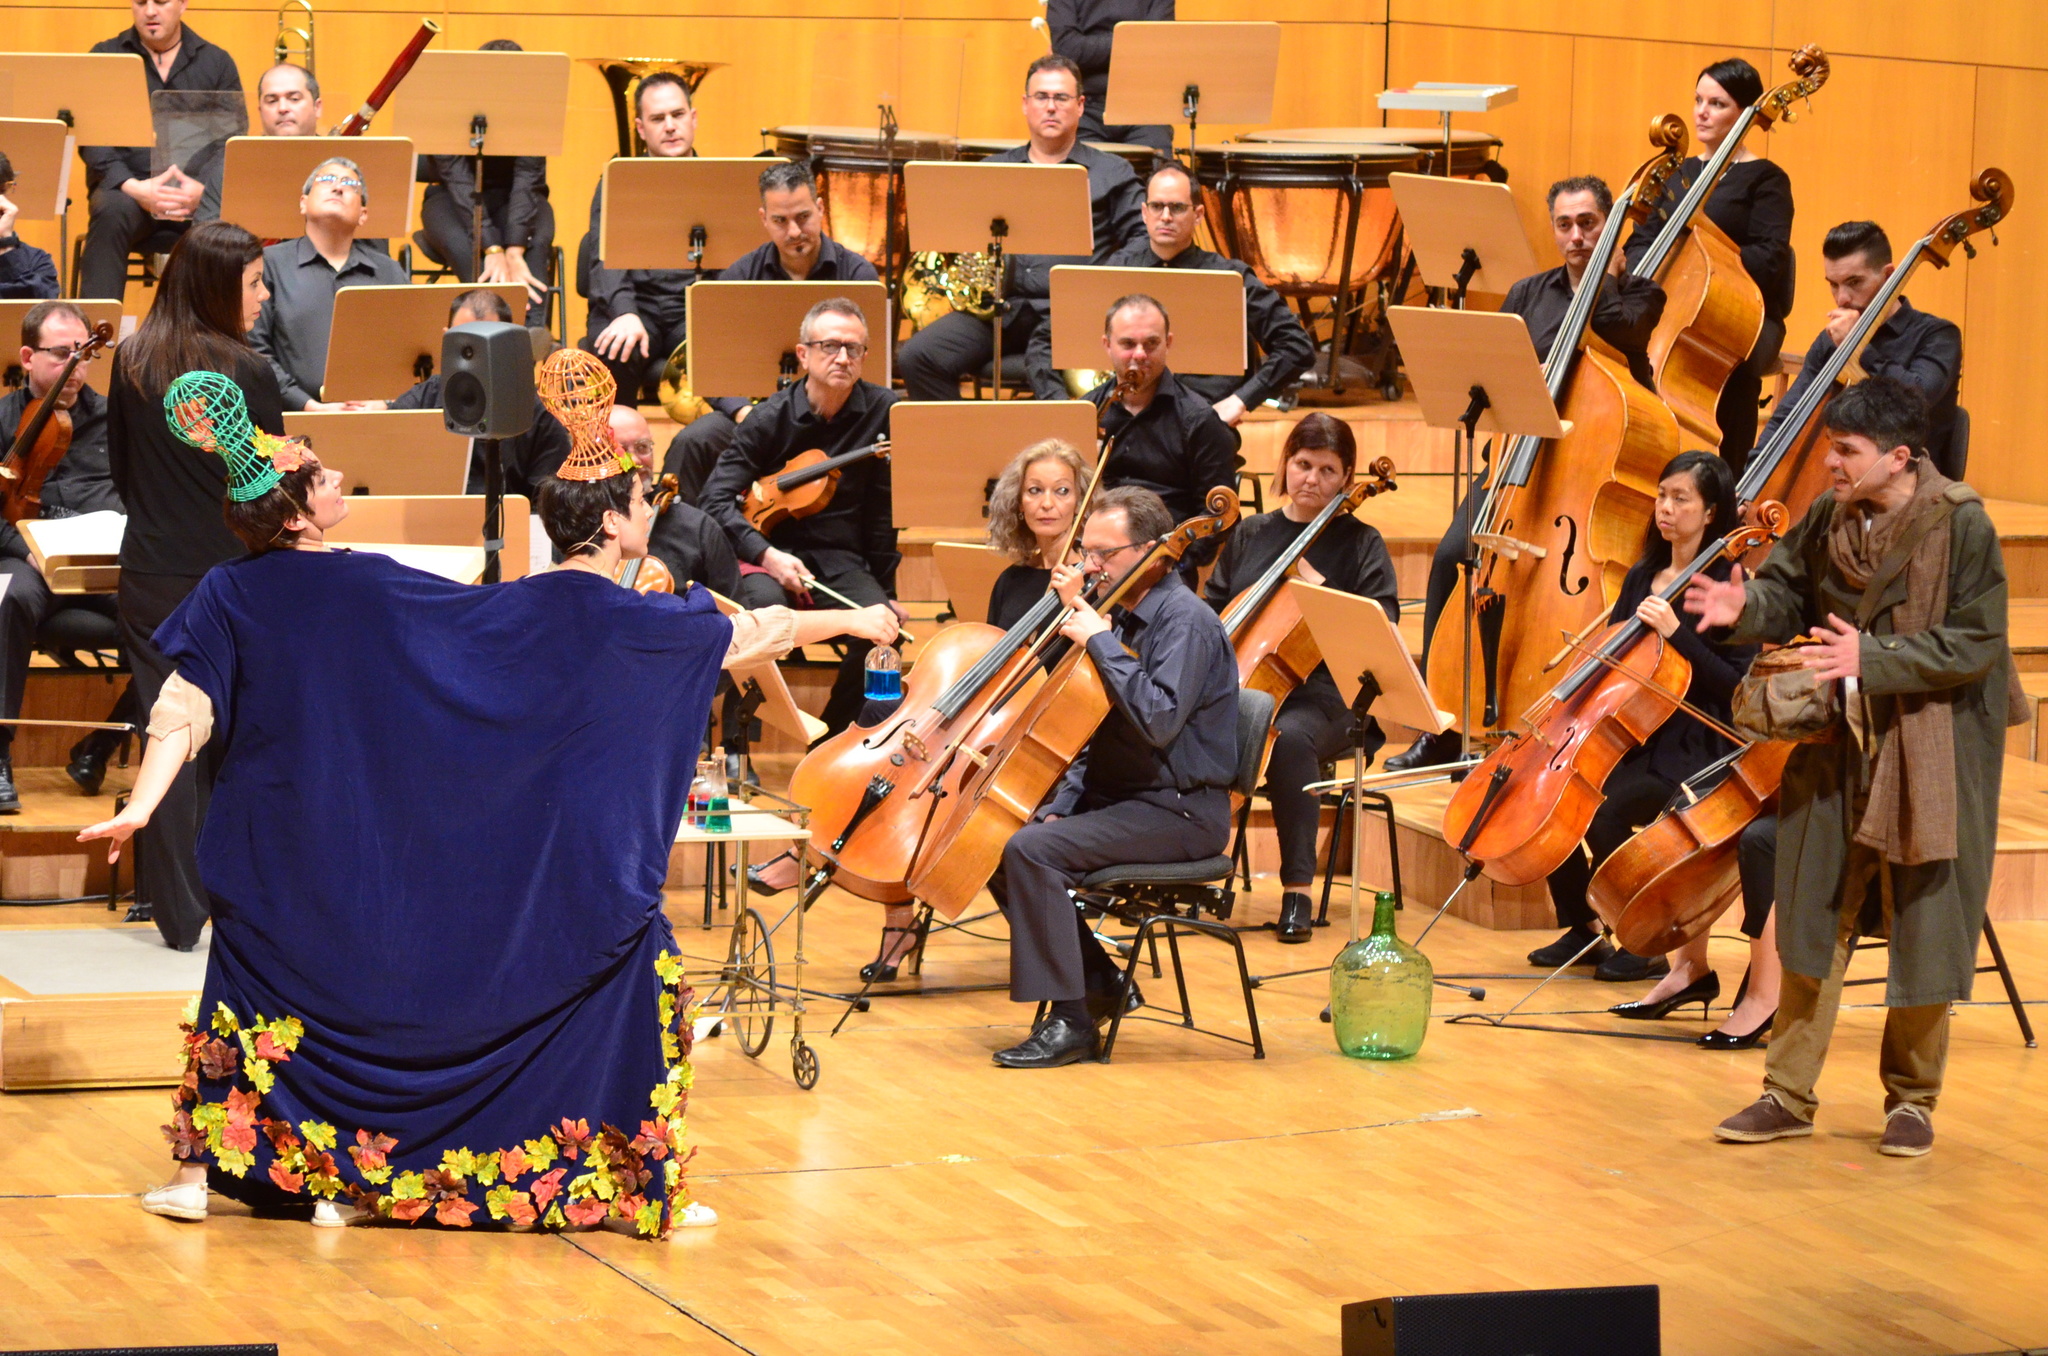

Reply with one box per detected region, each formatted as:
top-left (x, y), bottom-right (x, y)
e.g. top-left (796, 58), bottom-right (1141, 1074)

top-left (617, 439), bottom-right (656, 457)
top-left (1143, 200), bottom-right (1194, 217)
top-left (802, 340), bottom-right (867, 359)
top-left (29, 343), bottom-right (87, 360)
top-left (311, 174), bottom-right (364, 192)
top-left (1027, 91), bottom-right (1078, 108)
top-left (1078, 537), bottom-right (1155, 564)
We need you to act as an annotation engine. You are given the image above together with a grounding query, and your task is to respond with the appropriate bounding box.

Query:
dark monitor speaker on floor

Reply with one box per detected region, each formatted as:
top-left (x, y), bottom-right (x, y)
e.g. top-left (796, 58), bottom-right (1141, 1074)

top-left (1342, 1284), bottom-right (1660, 1355)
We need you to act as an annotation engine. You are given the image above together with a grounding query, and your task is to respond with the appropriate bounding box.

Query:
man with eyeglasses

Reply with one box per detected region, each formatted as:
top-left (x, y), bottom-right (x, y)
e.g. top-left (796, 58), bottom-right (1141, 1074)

top-left (0, 302), bottom-right (135, 811)
top-left (1033, 161), bottom-right (1313, 424)
top-left (1048, 0), bottom-right (1176, 157)
top-left (247, 155), bottom-right (408, 412)
top-left (0, 154), bottom-right (60, 300)
top-left (898, 53), bottom-right (1146, 401)
top-left (700, 298), bottom-right (908, 734)
top-left (986, 484), bottom-right (1238, 1068)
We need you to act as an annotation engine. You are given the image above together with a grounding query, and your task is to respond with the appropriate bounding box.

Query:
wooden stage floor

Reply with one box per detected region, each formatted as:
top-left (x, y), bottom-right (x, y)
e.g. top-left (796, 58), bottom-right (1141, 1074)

top-left (2, 887), bottom-right (2044, 1355)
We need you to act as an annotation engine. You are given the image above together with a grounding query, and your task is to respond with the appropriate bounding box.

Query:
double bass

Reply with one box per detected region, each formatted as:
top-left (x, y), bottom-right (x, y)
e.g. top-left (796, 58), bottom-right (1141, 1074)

top-left (1627, 47), bottom-right (1830, 453)
top-left (1424, 123), bottom-right (1687, 738)
top-left (0, 322), bottom-right (117, 524)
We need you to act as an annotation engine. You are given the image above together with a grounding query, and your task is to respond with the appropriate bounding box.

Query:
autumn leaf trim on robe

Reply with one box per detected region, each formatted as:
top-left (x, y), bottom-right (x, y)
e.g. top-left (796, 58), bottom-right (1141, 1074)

top-left (161, 953), bottom-right (699, 1239)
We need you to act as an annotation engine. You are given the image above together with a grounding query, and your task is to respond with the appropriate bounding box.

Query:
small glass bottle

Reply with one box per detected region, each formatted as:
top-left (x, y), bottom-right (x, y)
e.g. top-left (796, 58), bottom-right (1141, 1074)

top-left (686, 756), bottom-right (712, 830)
top-left (1329, 891), bottom-right (1433, 1060)
top-left (863, 643), bottom-right (903, 703)
top-left (705, 745), bottom-right (731, 834)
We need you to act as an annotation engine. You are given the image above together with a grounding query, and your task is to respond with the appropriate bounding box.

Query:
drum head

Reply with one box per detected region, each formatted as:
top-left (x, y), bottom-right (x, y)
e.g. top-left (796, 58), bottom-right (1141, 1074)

top-left (765, 124), bottom-right (956, 161)
top-left (1248, 126), bottom-right (1502, 148)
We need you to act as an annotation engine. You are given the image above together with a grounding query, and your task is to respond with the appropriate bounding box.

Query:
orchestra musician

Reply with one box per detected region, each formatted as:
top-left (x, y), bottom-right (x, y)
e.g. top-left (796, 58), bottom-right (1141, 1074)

top-left (1046, 0), bottom-right (1175, 157)
top-left (248, 156), bottom-right (409, 413)
top-left (1033, 160), bottom-right (1314, 426)
top-left (898, 54), bottom-right (1145, 402)
top-left (664, 161), bottom-right (881, 506)
top-left (987, 485), bottom-right (1238, 1068)
top-left (1388, 174), bottom-right (1667, 771)
top-left (254, 62), bottom-right (320, 136)
top-left (1761, 220), bottom-right (1964, 478)
top-left (1527, 451), bottom-right (1755, 984)
top-left (699, 298), bottom-right (908, 735)
top-left (578, 72), bottom-right (699, 405)
top-left (0, 154), bottom-right (61, 301)
top-left (1623, 57), bottom-right (1796, 469)
top-left (610, 404), bottom-right (739, 597)
top-left (417, 39), bottom-right (556, 325)
top-left (985, 438), bottom-right (1087, 630)
top-left (78, 0), bottom-right (244, 301)
top-left (1201, 415), bottom-right (1398, 942)
top-left (1690, 377), bottom-right (2019, 1160)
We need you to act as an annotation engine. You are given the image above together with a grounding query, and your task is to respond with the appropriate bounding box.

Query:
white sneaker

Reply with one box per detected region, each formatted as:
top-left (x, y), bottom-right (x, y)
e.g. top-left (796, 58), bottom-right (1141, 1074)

top-left (675, 1200), bottom-right (718, 1229)
top-left (142, 1179), bottom-right (208, 1222)
top-left (311, 1199), bottom-right (364, 1228)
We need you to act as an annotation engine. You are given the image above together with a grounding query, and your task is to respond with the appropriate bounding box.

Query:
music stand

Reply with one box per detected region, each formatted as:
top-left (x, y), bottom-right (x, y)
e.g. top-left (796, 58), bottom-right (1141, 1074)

top-left (904, 161), bottom-right (1092, 401)
top-left (318, 284), bottom-right (528, 402)
top-left (685, 280), bottom-right (892, 398)
top-left (1388, 172), bottom-right (1539, 309)
top-left (282, 410), bottom-right (472, 496)
top-left (0, 300), bottom-right (122, 391)
top-left (931, 543), bottom-right (1009, 626)
top-left (600, 158), bottom-right (788, 273)
top-left (1376, 82), bottom-right (1517, 179)
top-left (0, 118), bottom-right (71, 266)
top-left (1048, 265), bottom-right (1245, 375)
top-left (0, 54), bottom-right (154, 145)
top-left (886, 400), bottom-right (1098, 528)
top-left (219, 136), bottom-right (416, 241)
top-left (1100, 22), bottom-right (1282, 164)
top-left (323, 494), bottom-right (533, 581)
top-left (385, 50), bottom-right (570, 277)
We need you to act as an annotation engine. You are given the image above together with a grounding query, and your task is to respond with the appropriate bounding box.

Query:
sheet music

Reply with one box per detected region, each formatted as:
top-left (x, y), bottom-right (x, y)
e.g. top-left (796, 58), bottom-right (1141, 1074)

top-left (21, 511), bottom-right (125, 559)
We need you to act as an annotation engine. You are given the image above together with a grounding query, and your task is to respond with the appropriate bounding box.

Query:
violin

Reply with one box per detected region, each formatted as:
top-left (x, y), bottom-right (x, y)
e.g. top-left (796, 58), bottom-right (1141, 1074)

top-left (1626, 48), bottom-right (1829, 452)
top-left (615, 474), bottom-right (681, 593)
top-left (1425, 125), bottom-right (1686, 739)
top-left (907, 487), bottom-right (1241, 919)
top-left (0, 322), bottom-right (116, 525)
top-left (1440, 502), bottom-right (1786, 887)
top-left (744, 437), bottom-right (890, 535)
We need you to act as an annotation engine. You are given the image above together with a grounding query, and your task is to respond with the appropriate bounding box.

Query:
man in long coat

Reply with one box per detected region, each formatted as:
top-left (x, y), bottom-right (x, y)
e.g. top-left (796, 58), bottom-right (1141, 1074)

top-left (1685, 376), bottom-right (2023, 1158)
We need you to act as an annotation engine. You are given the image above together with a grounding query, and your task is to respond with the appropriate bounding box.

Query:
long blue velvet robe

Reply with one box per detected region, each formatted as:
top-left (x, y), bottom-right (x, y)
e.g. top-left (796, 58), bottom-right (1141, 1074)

top-left (157, 551), bottom-right (730, 1234)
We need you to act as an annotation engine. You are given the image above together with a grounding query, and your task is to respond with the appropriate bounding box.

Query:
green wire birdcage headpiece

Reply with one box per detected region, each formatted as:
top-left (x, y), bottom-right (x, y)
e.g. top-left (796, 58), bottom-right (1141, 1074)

top-left (164, 371), bottom-right (311, 502)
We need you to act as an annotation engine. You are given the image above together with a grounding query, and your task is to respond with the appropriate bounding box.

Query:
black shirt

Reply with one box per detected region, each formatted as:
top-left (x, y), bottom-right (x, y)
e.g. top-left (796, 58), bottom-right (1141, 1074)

top-left (81, 26), bottom-right (244, 194)
top-left (1048, 0), bottom-right (1175, 106)
top-left (388, 375), bottom-right (570, 503)
top-left (1605, 555), bottom-right (1756, 786)
top-left (1202, 508), bottom-right (1399, 702)
top-left (107, 346), bottom-right (283, 576)
top-left (1086, 369), bottom-right (1241, 560)
top-left (1625, 157), bottom-right (1796, 320)
top-left (699, 378), bottom-right (900, 589)
top-left (718, 236), bottom-right (879, 285)
top-left (1500, 266), bottom-right (1667, 388)
top-left (1758, 296), bottom-right (1961, 463)
top-left (988, 562), bottom-right (1053, 631)
top-left (1047, 569), bottom-right (1239, 814)
top-left (648, 499), bottom-right (741, 598)
top-left (249, 236), bottom-right (411, 411)
top-left (582, 176), bottom-right (697, 331)
top-left (426, 154), bottom-right (550, 251)
top-left (0, 385), bottom-right (123, 560)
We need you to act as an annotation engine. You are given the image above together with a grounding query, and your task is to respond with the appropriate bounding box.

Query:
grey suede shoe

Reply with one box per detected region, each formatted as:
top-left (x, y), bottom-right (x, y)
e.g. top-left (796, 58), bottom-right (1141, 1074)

top-left (1713, 1095), bottom-right (1815, 1143)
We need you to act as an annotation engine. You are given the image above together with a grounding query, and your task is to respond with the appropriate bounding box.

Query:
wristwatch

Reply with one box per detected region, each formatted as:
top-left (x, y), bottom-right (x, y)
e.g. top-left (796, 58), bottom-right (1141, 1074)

top-left (484, 244), bottom-right (505, 256)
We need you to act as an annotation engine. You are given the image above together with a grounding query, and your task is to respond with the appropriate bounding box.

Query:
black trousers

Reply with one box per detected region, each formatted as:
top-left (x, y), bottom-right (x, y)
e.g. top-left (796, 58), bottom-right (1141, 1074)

top-left (1263, 687), bottom-right (1360, 885)
top-left (419, 189), bottom-right (557, 327)
top-left (736, 564), bottom-right (885, 735)
top-left (580, 313), bottom-right (683, 407)
top-left (990, 788), bottom-right (1231, 1003)
top-left (1419, 490), bottom-right (1481, 670)
top-left (1718, 318), bottom-right (1786, 474)
top-left (79, 188), bottom-right (208, 300)
top-left (898, 308), bottom-right (1040, 401)
top-left (118, 570), bottom-right (212, 950)
top-left (1077, 108), bottom-right (1174, 158)
top-left (1736, 811), bottom-right (1777, 940)
top-left (0, 558), bottom-right (121, 754)
top-left (1545, 752), bottom-right (1676, 932)
top-left (665, 411), bottom-right (740, 507)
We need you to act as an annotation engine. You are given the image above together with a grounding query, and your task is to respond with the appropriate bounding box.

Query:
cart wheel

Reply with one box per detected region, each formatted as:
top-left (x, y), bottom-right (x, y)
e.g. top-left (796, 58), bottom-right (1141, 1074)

top-left (1380, 379), bottom-right (1403, 402)
top-left (725, 906), bottom-right (776, 1058)
top-left (791, 1039), bottom-right (819, 1090)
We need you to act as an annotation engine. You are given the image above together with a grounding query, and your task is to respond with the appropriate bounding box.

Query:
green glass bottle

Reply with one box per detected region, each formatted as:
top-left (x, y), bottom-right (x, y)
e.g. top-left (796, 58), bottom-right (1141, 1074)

top-left (1329, 891), bottom-right (1433, 1059)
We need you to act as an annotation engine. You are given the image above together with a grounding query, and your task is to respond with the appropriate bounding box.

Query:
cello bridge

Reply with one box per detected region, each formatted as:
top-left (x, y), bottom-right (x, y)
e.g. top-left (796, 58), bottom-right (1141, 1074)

top-left (1471, 531), bottom-right (1547, 561)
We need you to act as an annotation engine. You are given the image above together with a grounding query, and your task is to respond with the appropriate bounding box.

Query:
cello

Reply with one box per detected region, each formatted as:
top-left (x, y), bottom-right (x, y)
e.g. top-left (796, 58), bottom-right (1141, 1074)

top-left (1440, 503), bottom-right (1786, 887)
top-left (614, 474), bottom-right (681, 593)
top-left (1424, 124), bottom-right (1687, 738)
top-left (0, 322), bottom-right (117, 524)
top-left (907, 487), bottom-right (1241, 918)
top-left (1627, 47), bottom-right (1830, 454)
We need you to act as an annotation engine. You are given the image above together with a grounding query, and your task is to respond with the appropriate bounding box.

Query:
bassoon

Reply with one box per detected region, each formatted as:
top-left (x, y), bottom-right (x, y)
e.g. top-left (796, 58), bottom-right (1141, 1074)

top-left (333, 18), bottom-right (440, 137)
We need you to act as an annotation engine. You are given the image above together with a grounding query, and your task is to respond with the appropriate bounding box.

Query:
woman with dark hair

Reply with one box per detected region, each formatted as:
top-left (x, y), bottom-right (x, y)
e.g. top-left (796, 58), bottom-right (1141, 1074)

top-left (107, 219), bottom-right (280, 950)
top-left (1623, 56), bottom-right (1796, 469)
top-left (1529, 450), bottom-right (1758, 989)
top-left (983, 437), bottom-right (1088, 630)
top-left (1201, 414), bottom-right (1397, 942)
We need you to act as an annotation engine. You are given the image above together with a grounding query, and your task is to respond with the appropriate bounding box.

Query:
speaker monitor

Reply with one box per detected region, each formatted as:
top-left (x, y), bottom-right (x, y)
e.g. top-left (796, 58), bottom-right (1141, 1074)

top-left (1341, 1284), bottom-right (1660, 1356)
top-left (440, 322), bottom-right (535, 439)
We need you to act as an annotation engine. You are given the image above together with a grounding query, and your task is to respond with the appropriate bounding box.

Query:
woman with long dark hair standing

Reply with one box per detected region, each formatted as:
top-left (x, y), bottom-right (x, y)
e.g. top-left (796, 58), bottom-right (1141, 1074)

top-left (107, 220), bottom-right (280, 950)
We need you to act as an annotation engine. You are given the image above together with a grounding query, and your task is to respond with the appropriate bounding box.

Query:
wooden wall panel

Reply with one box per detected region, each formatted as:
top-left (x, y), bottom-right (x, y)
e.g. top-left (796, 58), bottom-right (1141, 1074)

top-left (1773, 0), bottom-right (2048, 72)
top-left (1390, 0), bottom-right (1773, 49)
top-left (1962, 67), bottom-right (2048, 504)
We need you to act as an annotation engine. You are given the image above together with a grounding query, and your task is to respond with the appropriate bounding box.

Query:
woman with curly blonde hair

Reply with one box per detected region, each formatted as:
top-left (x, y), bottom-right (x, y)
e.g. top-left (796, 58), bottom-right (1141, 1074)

top-left (983, 437), bottom-right (1089, 629)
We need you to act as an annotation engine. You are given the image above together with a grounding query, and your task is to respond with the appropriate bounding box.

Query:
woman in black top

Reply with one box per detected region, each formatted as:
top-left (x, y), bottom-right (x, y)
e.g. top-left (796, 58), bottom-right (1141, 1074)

top-left (982, 437), bottom-right (1087, 630)
top-left (1624, 57), bottom-right (1795, 470)
top-left (106, 220), bottom-right (283, 951)
top-left (1531, 451), bottom-right (1758, 1000)
top-left (1201, 415), bottom-right (1397, 943)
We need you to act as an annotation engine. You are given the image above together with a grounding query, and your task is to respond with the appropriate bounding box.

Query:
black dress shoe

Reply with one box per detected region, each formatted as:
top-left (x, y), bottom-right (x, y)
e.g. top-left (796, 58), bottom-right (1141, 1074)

top-left (1086, 982), bottom-right (1144, 1027)
top-left (992, 1017), bottom-right (1100, 1068)
top-left (1526, 928), bottom-right (1611, 968)
top-left (1610, 969), bottom-right (1720, 1020)
top-left (67, 734), bottom-right (113, 797)
top-left (1698, 1008), bottom-right (1775, 1049)
top-left (1276, 891), bottom-right (1314, 943)
top-left (0, 755), bottom-right (19, 814)
top-left (1594, 947), bottom-right (1670, 983)
top-left (1383, 729), bottom-right (1461, 772)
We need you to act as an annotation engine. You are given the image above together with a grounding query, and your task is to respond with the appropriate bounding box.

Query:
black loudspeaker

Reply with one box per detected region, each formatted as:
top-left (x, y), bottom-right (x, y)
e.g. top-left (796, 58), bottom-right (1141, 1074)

top-left (439, 321), bottom-right (535, 438)
top-left (1341, 1284), bottom-right (1660, 1356)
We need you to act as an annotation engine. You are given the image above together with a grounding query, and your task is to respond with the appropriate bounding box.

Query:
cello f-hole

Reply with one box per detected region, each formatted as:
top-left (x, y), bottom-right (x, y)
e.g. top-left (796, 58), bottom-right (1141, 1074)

top-left (1553, 514), bottom-right (1589, 596)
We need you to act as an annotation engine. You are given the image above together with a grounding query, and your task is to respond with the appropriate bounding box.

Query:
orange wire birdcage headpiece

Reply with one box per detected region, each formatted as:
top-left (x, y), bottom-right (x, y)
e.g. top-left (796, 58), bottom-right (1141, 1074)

top-left (538, 348), bottom-right (633, 482)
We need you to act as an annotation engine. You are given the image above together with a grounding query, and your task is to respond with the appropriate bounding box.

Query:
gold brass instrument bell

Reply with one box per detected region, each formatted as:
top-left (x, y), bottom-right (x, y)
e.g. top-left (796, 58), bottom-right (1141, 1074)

top-left (580, 58), bottom-right (726, 157)
top-left (273, 0), bottom-right (314, 72)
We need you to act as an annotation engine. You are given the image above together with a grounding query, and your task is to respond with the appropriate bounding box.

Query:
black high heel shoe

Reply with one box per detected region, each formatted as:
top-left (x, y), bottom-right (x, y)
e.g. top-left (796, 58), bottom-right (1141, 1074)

top-left (742, 850), bottom-right (803, 898)
top-left (1698, 1008), bottom-right (1775, 1050)
top-left (1609, 970), bottom-right (1720, 1020)
top-left (860, 924), bottom-right (921, 983)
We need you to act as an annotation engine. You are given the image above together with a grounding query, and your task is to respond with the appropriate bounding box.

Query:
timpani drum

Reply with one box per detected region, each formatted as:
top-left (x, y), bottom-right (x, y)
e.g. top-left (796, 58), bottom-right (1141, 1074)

top-left (763, 124), bottom-right (957, 271)
top-left (1243, 127), bottom-right (1503, 179)
top-left (1188, 141), bottom-right (1425, 300)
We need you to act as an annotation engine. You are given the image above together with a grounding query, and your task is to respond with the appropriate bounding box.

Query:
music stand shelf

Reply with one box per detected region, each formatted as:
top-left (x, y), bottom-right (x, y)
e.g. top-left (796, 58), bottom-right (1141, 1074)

top-left (319, 284), bottom-right (528, 403)
top-left (601, 158), bottom-right (789, 273)
top-left (1048, 265), bottom-right (1245, 376)
top-left (220, 136), bottom-right (415, 241)
top-left (686, 280), bottom-right (890, 397)
top-left (887, 400), bottom-right (1098, 528)
top-left (1101, 22), bottom-right (1282, 161)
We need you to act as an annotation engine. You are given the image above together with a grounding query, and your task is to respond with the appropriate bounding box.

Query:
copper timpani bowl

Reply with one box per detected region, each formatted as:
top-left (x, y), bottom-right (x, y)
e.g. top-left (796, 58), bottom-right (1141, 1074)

top-left (1187, 141), bottom-right (1427, 297)
top-left (763, 124), bottom-right (958, 270)
top-left (1242, 126), bottom-right (1503, 179)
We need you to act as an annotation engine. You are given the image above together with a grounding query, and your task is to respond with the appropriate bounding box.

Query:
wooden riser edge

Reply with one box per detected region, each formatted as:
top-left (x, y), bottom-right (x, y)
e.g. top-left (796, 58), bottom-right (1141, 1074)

top-left (0, 992), bottom-right (189, 1091)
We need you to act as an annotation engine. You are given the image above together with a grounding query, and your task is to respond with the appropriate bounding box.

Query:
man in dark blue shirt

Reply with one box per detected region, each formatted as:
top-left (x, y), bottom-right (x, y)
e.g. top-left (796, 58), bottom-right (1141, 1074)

top-left (0, 155), bottom-right (60, 300)
top-left (989, 486), bottom-right (1238, 1068)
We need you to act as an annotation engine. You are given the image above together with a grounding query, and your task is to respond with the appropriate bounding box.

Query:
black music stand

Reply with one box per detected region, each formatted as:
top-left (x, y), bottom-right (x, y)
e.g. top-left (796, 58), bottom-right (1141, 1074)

top-left (1388, 172), bottom-right (1539, 310)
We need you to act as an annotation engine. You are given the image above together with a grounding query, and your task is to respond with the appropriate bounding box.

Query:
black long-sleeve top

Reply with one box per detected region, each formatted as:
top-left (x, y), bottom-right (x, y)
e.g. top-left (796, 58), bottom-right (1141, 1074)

top-left (1757, 296), bottom-right (1961, 462)
top-left (1605, 554), bottom-right (1757, 786)
top-left (1032, 241), bottom-right (1315, 408)
top-left (699, 378), bottom-right (900, 591)
top-left (699, 237), bottom-right (881, 418)
top-left (81, 26), bottom-right (243, 195)
top-left (1085, 370), bottom-right (1240, 562)
top-left (0, 384), bottom-right (123, 559)
top-left (1624, 157), bottom-right (1796, 321)
top-left (426, 154), bottom-right (551, 252)
top-left (1500, 266), bottom-right (1667, 388)
top-left (1047, 568), bottom-right (1239, 815)
top-left (648, 498), bottom-right (741, 597)
top-left (988, 562), bottom-right (1053, 631)
top-left (107, 346), bottom-right (283, 576)
top-left (388, 375), bottom-right (569, 503)
top-left (1047, 0), bottom-right (1176, 106)
top-left (0, 241), bottom-right (60, 299)
top-left (581, 177), bottom-right (696, 331)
